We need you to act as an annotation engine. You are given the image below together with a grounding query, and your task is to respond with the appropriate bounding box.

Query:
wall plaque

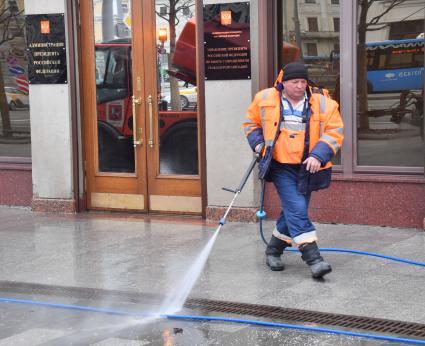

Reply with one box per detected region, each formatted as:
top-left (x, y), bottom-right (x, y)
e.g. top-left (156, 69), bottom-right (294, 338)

top-left (203, 2), bottom-right (251, 80)
top-left (25, 14), bottom-right (67, 84)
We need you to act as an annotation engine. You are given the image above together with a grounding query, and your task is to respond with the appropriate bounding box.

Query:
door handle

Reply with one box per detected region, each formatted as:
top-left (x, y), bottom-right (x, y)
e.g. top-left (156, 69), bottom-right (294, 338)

top-left (147, 95), bottom-right (154, 148)
top-left (132, 95), bottom-right (143, 147)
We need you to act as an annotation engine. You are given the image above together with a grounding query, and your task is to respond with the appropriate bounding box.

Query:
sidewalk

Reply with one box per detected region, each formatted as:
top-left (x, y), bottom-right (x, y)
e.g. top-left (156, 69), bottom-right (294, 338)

top-left (0, 206), bottom-right (424, 345)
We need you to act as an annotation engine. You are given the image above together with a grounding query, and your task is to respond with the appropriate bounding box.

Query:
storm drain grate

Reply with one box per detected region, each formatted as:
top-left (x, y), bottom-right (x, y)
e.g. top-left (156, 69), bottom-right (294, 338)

top-left (185, 298), bottom-right (425, 338)
top-left (1, 281), bottom-right (424, 339)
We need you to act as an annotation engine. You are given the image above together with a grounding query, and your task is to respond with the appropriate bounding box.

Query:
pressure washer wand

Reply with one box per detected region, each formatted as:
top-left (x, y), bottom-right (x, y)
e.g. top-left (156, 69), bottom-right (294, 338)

top-left (218, 153), bottom-right (261, 228)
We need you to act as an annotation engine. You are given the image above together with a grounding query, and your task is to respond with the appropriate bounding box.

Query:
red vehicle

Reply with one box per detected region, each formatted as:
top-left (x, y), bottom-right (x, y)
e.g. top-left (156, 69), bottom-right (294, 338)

top-left (95, 39), bottom-right (198, 174)
top-left (170, 17), bottom-right (197, 84)
top-left (94, 20), bottom-right (304, 173)
top-left (171, 18), bottom-right (301, 82)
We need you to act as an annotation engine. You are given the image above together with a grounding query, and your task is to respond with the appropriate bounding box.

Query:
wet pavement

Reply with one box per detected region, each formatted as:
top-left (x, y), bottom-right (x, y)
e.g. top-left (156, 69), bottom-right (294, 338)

top-left (0, 206), bottom-right (424, 345)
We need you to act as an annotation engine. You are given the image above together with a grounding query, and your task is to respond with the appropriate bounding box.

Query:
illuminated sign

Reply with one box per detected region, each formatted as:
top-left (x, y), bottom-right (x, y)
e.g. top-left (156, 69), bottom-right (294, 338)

top-left (220, 11), bottom-right (232, 25)
top-left (204, 2), bottom-right (251, 80)
top-left (40, 20), bottom-right (50, 34)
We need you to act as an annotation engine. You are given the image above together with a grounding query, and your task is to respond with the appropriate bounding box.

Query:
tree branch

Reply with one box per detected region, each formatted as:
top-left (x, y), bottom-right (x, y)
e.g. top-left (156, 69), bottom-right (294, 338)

top-left (369, 0), bottom-right (407, 25)
top-left (155, 1), bottom-right (195, 27)
top-left (155, 11), bottom-right (170, 22)
top-left (0, 7), bottom-right (24, 47)
top-left (366, 24), bottom-right (389, 31)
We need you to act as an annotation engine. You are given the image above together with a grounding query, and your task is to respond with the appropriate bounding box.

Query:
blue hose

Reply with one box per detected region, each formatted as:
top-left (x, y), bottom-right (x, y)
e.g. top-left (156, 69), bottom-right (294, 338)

top-left (258, 205), bottom-right (425, 268)
top-left (0, 297), bottom-right (424, 345)
top-left (285, 247), bottom-right (425, 267)
top-left (166, 313), bottom-right (425, 345)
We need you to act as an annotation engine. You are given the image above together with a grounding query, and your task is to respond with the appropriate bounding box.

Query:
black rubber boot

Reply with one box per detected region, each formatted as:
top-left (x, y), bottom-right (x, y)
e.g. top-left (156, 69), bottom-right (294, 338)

top-left (299, 241), bottom-right (332, 278)
top-left (265, 235), bottom-right (291, 271)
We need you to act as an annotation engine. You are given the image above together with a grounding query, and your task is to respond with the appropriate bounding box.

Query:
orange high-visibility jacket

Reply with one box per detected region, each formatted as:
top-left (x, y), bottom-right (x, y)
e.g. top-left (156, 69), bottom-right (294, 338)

top-left (243, 73), bottom-right (344, 180)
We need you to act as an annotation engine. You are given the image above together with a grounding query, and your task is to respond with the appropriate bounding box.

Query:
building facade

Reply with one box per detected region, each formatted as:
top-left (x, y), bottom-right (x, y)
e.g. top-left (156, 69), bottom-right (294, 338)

top-left (0, 0), bottom-right (424, 228)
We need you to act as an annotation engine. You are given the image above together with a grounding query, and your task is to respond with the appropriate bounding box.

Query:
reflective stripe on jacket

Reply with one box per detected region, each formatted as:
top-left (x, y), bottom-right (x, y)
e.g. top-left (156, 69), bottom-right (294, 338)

top-left (243, 83), bottom-right (344, 179)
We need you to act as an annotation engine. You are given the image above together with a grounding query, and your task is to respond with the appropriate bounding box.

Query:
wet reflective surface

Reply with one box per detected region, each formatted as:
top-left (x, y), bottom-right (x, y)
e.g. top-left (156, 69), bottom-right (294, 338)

top-left (0, 290), bottom-right (402, 346)
top-left (0, 207), bottom-right (424, 345)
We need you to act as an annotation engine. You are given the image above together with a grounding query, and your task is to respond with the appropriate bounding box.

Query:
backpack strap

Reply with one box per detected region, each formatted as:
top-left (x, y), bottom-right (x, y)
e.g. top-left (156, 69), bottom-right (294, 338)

top-left (301, 100), bottom-right (311, 162)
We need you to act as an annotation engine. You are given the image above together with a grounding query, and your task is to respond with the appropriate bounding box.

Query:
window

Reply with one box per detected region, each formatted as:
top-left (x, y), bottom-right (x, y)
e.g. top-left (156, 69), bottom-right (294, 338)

top-left (389, 20), bottom-right (424, 40)
top-left (305, 0), bottom-right (316, 3)
top-left (307, 17), bottom-right (318, 32)
top-left (356, 0), bottom-right (424, 168)
top-left (306, 43), bottom-right (318, 56)
top-left (0, 1), bottom-right (30, 159)
top-left (333, 17), bottom-right (340, 32)
top-left (182, 6), bottom-right (191, 17)
top-left (160, 6), bottom-right (167, 15)
top-left (7, 0), bottom-right (19, 13)
top-left (331, 0), bottom-right (339, 4)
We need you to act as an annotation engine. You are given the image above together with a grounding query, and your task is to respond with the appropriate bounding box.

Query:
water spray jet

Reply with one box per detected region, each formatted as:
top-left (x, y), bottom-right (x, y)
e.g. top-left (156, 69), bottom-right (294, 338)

top-left (159, 153), bottom-right (261, 314)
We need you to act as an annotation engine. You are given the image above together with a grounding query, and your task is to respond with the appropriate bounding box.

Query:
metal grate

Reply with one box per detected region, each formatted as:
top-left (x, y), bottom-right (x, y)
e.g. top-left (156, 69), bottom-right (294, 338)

top-left (185, 298), bottom-right (425, 338)
top-left (2, 281), bottom-right (424, 339)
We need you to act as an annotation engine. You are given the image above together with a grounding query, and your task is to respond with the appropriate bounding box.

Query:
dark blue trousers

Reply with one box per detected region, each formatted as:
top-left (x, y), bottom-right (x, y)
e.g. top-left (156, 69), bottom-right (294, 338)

top-left (269, 161), bottom-right (317, 245)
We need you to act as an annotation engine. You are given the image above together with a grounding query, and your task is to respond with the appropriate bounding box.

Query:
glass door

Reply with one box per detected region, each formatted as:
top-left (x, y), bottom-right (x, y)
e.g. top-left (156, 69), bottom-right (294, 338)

top-left (145, 0), bottom-right (200, 212)
top-left (80, 0), bottom-right (201, 213)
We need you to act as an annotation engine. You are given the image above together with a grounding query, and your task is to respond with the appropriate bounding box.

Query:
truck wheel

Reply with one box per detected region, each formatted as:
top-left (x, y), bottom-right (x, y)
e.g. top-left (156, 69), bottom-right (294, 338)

top-left (180, 95), bottom-right (189, 109)
top-left (160, 122), bottom-right (198, 175)
top-left (98, 121), bottom-right (134, 172)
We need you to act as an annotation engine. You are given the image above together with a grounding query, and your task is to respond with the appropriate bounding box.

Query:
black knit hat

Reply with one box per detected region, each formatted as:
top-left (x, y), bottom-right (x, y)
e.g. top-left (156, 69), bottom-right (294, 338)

top-left (282, 62), bottom-right (308, 81)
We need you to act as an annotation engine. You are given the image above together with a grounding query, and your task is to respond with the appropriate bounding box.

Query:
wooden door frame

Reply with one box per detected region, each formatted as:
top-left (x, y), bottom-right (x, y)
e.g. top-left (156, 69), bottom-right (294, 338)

top-left (79, 0), bottom-right (148, 211)
top-left (78, 0), bottom-right (206, 215)
top-left (142, 1), bottom-right (201, 199)
top-left (194, 0), bottom-right (207, 218)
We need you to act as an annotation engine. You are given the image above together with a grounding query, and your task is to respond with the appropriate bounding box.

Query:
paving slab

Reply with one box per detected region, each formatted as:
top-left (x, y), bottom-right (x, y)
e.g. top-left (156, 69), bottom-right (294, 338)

top-left (0, 206), bottom-right (424, 345)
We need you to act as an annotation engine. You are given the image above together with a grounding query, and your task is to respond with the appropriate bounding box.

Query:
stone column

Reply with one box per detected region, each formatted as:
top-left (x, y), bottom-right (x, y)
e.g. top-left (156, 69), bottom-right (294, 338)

top-left (25, 0), bottom-right (76, 212)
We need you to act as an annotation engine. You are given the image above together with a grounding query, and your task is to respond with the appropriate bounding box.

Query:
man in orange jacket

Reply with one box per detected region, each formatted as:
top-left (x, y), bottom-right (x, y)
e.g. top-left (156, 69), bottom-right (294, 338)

top-left (243, 62), bottom-right (343, 278)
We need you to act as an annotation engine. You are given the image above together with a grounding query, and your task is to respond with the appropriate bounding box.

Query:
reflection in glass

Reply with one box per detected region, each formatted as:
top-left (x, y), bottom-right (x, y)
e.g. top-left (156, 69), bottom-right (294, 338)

top-left (93, 0), bottom-right (135, 172)
top-left (278, 0), bottom-right (341, 164)
top-left (0, 2), bottom-right (30, 157)
top-left (156, 0), bottom-right (199, 175)
top-left (357, 0), bottom-right (424, 167)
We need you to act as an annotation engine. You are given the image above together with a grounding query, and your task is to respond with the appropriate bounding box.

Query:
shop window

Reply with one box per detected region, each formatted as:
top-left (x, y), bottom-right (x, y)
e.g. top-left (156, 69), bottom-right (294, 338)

top-left (307, 17), bottom-right (318, 32)
top-left (356, 0), bottom-right (424, 168)
top-left (0, 1), bottom-right (30, 159)
top-left (333, 17), bottom-right (339, 32)
top-left (277, 1), bottom-right (341, 165)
